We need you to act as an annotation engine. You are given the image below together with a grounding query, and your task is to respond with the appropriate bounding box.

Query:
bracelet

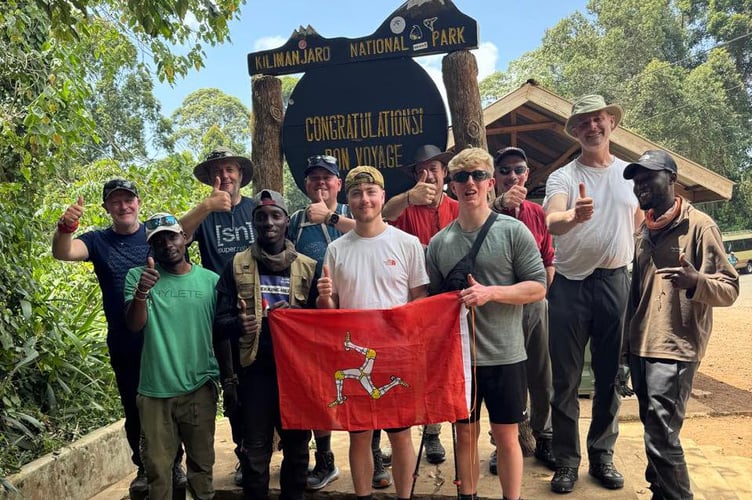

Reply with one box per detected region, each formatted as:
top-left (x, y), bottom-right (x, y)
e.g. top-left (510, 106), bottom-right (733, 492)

top-left (132, 294), bottom-right (147, 302)
top-left (136, 285), bottom-right (150, 294)
top-left (57, 218), bottom-right (78, 234)
top-left (222, 375), bottom-right (238, 388)
top-left (406, 191), bottom-right (412, 206)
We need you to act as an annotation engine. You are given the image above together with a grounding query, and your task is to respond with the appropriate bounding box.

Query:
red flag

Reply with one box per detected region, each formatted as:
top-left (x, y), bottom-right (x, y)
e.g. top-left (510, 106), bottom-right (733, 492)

top-left (269, 293), bottom-right (470, 431)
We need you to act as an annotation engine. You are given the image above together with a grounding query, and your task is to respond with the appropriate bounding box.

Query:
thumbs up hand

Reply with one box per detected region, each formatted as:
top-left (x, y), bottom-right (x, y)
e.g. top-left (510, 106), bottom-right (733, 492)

top-left (655, 252), bottom-right (698, 290)
top-left (205, 176), bottom-right (232, 212)
top-left (317, 265), bottom-right (333, 300)
top-left (138, 256), bottom-right (160, 293)
top-left (408, 169), bottom-right (438, 206)
top-left (60, 195), bottom-right (85, 228)
top-left (459, 273), bottom-right (490, 308)
top-left (573, 182), bottom-right (594, 223)
top-left (238, 298), bottom-right (258, 336)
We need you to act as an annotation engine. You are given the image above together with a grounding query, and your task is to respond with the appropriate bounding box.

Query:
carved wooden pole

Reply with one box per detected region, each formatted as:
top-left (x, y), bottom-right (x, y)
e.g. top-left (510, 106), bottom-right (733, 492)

top-left (442, 51), bottom-right (487, 151)
top-left (251, 75), bottom-right (284, 194)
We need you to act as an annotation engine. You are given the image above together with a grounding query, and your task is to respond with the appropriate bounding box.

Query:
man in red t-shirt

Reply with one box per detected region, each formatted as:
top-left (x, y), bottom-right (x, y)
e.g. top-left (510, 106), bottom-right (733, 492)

top-left (489, 146), bottom-right (556, 472)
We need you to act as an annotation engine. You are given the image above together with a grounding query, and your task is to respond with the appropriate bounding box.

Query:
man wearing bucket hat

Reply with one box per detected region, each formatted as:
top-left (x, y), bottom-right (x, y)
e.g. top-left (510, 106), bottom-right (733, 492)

top-left (124, 213), bottom-right (220, 499)
top-left (180, 146), bottom-right (256, 485)
top-left (542, 95), bottom-right (642, 493)
top-left (623, 150), bottom-right (738, 500)
top-left (317, 166), bottom-right (429, 500)
top-left (382, 144), bottom-right (458, 249)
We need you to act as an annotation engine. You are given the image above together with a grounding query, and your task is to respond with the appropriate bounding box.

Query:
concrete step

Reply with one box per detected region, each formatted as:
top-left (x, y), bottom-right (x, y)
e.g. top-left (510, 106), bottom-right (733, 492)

top-left (695, 444), bottom-right (752, 499)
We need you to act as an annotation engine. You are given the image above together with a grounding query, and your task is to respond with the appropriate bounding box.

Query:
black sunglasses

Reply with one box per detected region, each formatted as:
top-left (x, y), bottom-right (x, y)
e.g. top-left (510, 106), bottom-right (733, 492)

top-left (307, 154), bottom-right (337, 167)
top-left (451, 170), bottom-right (492, 183)
top-left (496, 165), bottom-right (527, 176)
top-left (145, 215), bottom-right (179, 230)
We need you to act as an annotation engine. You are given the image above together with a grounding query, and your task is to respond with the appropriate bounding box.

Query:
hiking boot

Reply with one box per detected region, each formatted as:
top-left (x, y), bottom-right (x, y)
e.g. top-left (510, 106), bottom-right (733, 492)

top-left (372, 449), bottom-right (393, 489)
top-left (534, 438), bottom-right (557, 471)
top-left (424, 434), bottom-right (446, 464)
top-left (551, 466), bottom-right (578, 494)
top-left (307, 450), bottom-right (339, 490)
top-left (381, 445), bottom-right (392, 467)
top-left (589, 463), bottom-right (624, 489)
top-left (489, 450), bottom-right (498, 475)
top-left (129, 467), bottom-right (148, 493)
top-left (234, 461), bottom-right (243, 486)
top-left (173, 462), bottom-right (187, 488)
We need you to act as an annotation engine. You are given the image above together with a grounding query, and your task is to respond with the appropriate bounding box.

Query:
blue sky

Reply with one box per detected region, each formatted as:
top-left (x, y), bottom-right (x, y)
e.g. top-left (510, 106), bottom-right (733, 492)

top-left (153, 0), bottom-right (589, 117)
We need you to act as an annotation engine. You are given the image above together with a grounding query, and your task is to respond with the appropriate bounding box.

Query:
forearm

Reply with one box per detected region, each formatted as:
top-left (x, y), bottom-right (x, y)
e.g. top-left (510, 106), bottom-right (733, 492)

top-left (381, 191), bottom-right (410, 221)
top-left (52, 231), bottom-right (74, 260)
top-left (332, 215), bottom-right (356, 232)
top-left (316, 294), bottom-right (338, 309)
top-left (546, 209), bottom-right (578, 235)
top-left (545, 266), bottom-right (555, 287)
top-left (213, 338), bottom-right (235, 379)
top-left (214, 292), bottom-right (243, 340)
top-left (488, 281), bottom-right (546, 305)
top-left (124, 299), bottom-right (148, 332)
top-left (180, 201), bottom-right (212, 238)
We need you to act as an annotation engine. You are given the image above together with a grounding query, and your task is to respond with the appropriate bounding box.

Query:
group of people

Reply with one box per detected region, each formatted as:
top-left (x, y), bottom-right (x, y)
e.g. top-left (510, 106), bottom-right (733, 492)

top-left (52, 93), bottom-right (739, 500)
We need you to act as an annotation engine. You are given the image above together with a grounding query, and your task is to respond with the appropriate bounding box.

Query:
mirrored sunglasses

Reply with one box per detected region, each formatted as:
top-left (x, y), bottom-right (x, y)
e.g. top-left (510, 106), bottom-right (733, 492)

top-left (451, 170), bottom-right (492, 183)
top-left (307, 154), bottom-right (337, 167)
top-left (145, 215), bottom-right (179, 230)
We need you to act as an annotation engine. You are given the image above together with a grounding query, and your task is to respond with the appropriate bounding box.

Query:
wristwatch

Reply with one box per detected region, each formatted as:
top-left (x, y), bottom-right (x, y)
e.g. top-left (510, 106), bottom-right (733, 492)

top-left (327, 212), bottom-right (340, 226)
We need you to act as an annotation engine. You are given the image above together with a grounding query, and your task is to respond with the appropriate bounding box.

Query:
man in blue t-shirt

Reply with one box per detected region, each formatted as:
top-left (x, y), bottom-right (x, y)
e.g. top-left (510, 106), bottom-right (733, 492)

top-left (180, 147), bottom-right (256, 485)
top-left (52, 179), bottom-right (185, 493)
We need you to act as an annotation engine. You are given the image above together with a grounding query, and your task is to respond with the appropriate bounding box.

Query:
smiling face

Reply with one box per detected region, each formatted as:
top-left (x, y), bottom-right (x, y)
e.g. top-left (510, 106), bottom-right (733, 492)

top-left (305, 167), bottom-right (342, 204)
top-left (572, 110), bottom-right (615, 152)
top-left (450, 163), bottom-right (495, 209)
top-left (102, 191), bottom-right (141, 230)
top-left (347, 183), bottom-right (385, 223)
top-left (631, 167), bottom-right (676, 211)
top-left (253, 205), bottom-right (289, 250)
top-left (414, 159), bottom-right (448, 190)
top-left (150, 231), bottom-right (187, 267)
top-left (209, 160), bottom-right (243, 201)
top-left (493, 155), bottom-right (529, 195)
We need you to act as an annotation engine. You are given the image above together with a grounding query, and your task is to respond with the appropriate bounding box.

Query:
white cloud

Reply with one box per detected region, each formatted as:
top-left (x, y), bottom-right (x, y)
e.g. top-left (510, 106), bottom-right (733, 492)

top-left (254, 36), bottom-right (288, 51)
top-left (472, 42), bottom-right (498, 80)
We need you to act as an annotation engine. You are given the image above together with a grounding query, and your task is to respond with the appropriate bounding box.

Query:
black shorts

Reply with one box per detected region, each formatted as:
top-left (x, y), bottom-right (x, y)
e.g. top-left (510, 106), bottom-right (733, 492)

top-left (350, 427), bottom-right (409, 435)
top-left (457, 361), bottom-right (527, 425)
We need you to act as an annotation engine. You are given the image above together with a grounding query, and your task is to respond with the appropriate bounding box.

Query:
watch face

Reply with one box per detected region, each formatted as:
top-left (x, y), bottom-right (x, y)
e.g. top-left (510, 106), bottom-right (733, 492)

top-left (328, 212), bottom-right (340, 225)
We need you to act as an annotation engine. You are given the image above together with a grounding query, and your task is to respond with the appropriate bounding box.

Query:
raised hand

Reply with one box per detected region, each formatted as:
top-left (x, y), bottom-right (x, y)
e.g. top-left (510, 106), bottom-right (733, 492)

top-left (655, 252), bottom-right (699, 290)
top-left (61, 195), bottom-right (84, 228)
top-left (306, 199), bottom-right (330, 224)
top-left (317, 265), bottom-right (333, 300)
top-left (138, 256), bottom-right (160, 292)
top-left (573, 182), bottom-right (594, 223)
top-left (238, 298), bottom-right (258, 336)
top-left (408, 169), bottom-right (438, 206)
top-left (500, 184), bottom-right (527, 210)
top-left (206, 176), bottom-right (232, 212)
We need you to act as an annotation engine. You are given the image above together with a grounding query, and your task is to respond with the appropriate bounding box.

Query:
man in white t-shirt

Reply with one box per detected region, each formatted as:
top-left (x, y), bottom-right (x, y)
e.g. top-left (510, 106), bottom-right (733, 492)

top-left (317, 166), bottom-right (428, 500)
top-left (542, 95), bottom-right (643, 494)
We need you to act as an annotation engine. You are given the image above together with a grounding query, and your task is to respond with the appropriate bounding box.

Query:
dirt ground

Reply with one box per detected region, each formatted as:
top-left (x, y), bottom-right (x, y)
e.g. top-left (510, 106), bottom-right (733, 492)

top-left (677, 273), bottom-right (752, 459)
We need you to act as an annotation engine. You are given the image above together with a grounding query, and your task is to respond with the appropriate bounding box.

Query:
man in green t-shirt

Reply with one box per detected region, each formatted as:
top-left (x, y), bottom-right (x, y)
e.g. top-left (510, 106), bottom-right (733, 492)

top-left (125, 213), bottom-right (220, 500)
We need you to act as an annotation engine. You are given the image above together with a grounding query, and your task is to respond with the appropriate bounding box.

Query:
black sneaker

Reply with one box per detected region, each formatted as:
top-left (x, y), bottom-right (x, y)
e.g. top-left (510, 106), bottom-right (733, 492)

top-left (234, 461), bottom-right (243, 486)
top-left (306, 450), bottom-right (339, 490)
top-left (551, 466), bottom-right (578, 494)
top-left (129, 467), bottom-right (148, 493)
top-left (424, 434), bottom-right (446, 464)
top-left (588, 463), bottom-right (624, 489)
top-left (489, 450), bottom-right (498, 475)
top-left (372, 449), bottom-right (393, 489)
top-left (173, 462), bottom-right (187, 488)
top-left (534, 439), bottom-right (557, 471)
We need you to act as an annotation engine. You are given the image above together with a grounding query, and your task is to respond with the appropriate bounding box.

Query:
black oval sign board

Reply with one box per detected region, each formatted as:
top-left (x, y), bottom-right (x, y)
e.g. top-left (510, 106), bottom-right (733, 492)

top-left (283, 58), bottom-right (448, 201)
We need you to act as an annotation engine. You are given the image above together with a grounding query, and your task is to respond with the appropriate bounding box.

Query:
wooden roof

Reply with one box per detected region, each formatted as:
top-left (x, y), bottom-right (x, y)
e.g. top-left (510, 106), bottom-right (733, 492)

top-left (448, 82), bottom-right (733, 202)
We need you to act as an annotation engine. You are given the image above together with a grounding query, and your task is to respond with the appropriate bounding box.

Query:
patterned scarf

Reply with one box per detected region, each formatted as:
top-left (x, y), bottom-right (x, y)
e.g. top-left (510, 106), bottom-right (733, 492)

top-left (645, 196), bottom-right (682, 231)
top-left (250, 240), bottom-right (298, 272)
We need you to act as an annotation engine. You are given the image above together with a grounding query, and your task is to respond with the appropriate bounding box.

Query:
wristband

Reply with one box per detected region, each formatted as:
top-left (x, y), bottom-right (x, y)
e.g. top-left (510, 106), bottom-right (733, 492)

top-left (132, 295), bottom-right (147, 302)
top-left (57, 218), bottom-right (79, 234)
top-left (406, 191), bottom-right (412, 206)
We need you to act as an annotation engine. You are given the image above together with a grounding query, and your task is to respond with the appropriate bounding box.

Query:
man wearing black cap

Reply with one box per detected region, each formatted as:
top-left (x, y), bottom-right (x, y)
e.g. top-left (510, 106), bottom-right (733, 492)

top-left (181, 146), bottom-right (257, 484)
top-left (287, 154), bottom-right (355, 490)
top-left (52, 179), bottom-right (186, 493)
top-left (490, 147), bottom-right (556, 472)
top-left (382, 144), bottom-right (458, 248)
top-left (214, 189), bottom-right (318, 500)
top-left (623, 150), bottom-right (738, 500)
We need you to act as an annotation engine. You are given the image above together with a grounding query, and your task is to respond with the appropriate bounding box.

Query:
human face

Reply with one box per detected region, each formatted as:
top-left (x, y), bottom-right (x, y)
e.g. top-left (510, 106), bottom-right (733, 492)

top-left (414, 160), bottom-right (447, 189)
top-left (493, 156), bottom-right (529, 195)
top-left (450, 165), bottom-right (495, 208)
top-left (572, 110), bottom-right (615, 151)
top-left (150, 231), bottom-right (187, 267)
top-left (631, 168), bottom-right (675, 211)
top-left (305, 167), bottom-right (341, 204)
top-left (253, 205), bottom-right (289, 249)
top-left (102, 191), bottom-right (141, 229)
top-left (347, 183), bottom-right (385, 223)
top-left (209, 160), bottom-right (242, 200)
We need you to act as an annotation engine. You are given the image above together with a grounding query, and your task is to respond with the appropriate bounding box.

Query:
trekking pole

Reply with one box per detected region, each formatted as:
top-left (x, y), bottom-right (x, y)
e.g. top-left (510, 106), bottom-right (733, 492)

top-left (409, 424), bottom-right (428, 499)
top-left (452, 422), bottom-right (461, 498)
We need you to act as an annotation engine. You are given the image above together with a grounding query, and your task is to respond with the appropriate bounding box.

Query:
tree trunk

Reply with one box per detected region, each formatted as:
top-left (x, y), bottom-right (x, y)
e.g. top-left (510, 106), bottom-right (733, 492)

top-left (251, 75), bottom-right (284, 195)
top-left (518, 419), bottom-right (536, 457)
top-left (442, 51), bottom-right (487, 152)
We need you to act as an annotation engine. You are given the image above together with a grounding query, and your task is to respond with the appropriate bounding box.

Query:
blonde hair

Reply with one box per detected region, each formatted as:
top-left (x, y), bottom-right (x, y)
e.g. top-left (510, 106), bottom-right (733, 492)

top-left (447, 147), bottom-right (494, 175)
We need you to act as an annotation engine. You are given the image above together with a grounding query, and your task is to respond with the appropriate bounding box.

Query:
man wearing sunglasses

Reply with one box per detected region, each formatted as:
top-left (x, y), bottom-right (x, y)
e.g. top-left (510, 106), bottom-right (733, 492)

top-left (488, 147), bottom-right (556, 473)
top-left (124, 213), bottom-right (220, 500)
top-left (51, 179), bottom-right (186, 493)
top-left (287, 154), bottom-right (355, 491)
top-left (426, 148), bottom-right (547, 500)
top-left (180, 146), bottom-right (256, 484)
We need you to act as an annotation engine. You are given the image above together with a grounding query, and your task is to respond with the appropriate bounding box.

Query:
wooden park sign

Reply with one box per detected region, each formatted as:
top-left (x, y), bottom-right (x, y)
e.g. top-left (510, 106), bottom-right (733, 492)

top-left (247, 0), bottom-right (479, 199)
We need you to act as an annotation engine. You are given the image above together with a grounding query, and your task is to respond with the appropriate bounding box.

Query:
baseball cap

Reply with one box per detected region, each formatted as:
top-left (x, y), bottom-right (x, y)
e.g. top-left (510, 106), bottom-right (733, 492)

top-left (623, 150), bottom-right (678, 180)
top-left (345, 166), bottom-right (385, 192)
top-left (144, 213), bottom-right (182, 242)
top-left (253, 189), bottom-right (288, 215)
top-left (102, 179), bottom-right (138, 202)
top-left (494, 147), bottom-right (528, 165)
top-left (304, 155), bottom-right (340, 177)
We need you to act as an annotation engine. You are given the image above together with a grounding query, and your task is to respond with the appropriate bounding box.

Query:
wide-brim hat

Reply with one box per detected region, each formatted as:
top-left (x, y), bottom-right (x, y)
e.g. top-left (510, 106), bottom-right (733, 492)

top-left (398, 144), bottom-right (455, 177)
top-left (564, 94), bottom-right (623, 138)
top-left (193, 147), bottom-right (254, 187)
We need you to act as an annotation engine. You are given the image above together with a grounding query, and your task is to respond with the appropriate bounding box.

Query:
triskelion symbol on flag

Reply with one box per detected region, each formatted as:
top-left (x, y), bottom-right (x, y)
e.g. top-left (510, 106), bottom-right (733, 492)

top-left (328, 332), bottom-right (409, 408)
